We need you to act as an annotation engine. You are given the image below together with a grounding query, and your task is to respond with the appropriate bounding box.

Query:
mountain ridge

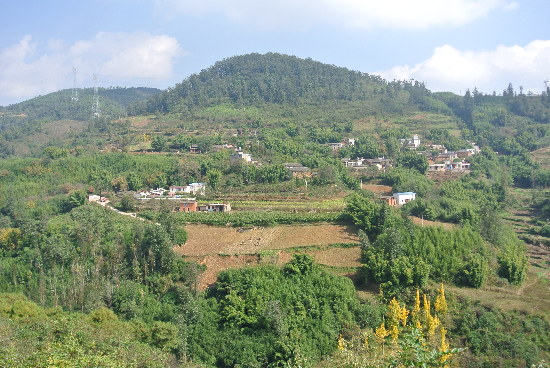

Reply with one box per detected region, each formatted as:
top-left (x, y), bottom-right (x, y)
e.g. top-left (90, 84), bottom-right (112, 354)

top-left (130, 52), bottom-right (436, 115)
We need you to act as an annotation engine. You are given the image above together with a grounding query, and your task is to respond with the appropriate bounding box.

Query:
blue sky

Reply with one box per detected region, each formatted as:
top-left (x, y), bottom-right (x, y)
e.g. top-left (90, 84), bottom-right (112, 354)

top-left (1, 0), bottom-right (549, 106)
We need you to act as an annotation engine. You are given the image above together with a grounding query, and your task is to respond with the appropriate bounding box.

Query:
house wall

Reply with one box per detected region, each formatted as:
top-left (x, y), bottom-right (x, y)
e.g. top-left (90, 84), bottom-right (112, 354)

top-left (384, 197), bottom-right (397, 206)
top-left (179, 202), bottom-right (198, 212)
top-left (393, 193), bottom-right (416, 205)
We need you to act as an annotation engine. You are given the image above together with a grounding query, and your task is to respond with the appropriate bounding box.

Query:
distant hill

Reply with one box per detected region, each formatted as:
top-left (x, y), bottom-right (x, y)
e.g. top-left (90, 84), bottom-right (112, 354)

top-left (0, 53), bottom-right (548, 161)
top-left (130, 52), bottom-right (439, 115)
top-left (4, 87), bottom-right (162, 121)
top-left (0, 87), bottom-right (162, 157)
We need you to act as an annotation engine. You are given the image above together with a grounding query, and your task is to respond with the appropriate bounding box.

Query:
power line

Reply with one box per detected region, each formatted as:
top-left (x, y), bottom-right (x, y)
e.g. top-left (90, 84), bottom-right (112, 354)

top-left (71, 67), bottom-right (79, 102)
top-left (92, 74), bottom-right (101, 118)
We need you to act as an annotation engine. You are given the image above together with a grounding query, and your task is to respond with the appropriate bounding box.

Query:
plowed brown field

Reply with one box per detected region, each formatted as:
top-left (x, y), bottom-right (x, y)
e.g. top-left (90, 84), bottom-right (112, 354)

top-left (174, 224), bottom-right (361, 289)
top-left (176, 224), bottom-right (360, 256)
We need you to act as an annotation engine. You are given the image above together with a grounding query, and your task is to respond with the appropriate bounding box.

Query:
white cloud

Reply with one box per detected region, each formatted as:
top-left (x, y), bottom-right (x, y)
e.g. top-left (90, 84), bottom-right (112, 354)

top-left (75, 32), bottom-right (184, 80)
top-left (378, 40), bottom-right (550, 94)
top-left (0, 32), bottom-right (184, 106)
top-left (154, 0), bottom-right (514, 30)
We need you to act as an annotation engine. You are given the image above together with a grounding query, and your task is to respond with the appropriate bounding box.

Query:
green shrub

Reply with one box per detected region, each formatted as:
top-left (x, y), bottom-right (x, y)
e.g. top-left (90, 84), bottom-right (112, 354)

top-left (456, 254), bottom-right (488, 288)
top-left (497, 246), bottom-right (528, 285)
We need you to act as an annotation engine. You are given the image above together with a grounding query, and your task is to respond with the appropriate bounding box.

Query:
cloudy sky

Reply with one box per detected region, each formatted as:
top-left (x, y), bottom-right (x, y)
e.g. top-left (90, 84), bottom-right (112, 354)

top-left (1, 0), bottom-right (549, 106)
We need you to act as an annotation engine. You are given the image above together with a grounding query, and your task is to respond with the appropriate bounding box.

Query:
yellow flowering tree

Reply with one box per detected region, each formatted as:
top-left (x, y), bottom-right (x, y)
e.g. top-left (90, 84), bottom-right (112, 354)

top-left (333, 288), bottom-right (463, 367)
top-left (435, 283), bottom-right (448, 315)
top-left (375, 322), bottom-right (390, 354)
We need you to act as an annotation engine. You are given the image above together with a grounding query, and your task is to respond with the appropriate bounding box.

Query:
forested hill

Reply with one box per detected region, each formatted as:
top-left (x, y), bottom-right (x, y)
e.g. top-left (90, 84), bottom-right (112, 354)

top-left (130, 52), bottom-right (435, 114)
top-left (3, 87), bottom-right (161, 121)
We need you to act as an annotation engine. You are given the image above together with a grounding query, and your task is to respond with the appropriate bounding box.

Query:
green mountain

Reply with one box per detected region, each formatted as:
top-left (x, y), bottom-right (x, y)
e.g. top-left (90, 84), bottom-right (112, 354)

top-left (1, 53), bottom-right (549, 163)
top-left (3, 87), bottom-right (161, 121)
top-left (131, 52), bottom-right (440, 114)
top-left (0, 53), bottom-right (549, 368)
top-left (0, 87), bottom-right (161, 157)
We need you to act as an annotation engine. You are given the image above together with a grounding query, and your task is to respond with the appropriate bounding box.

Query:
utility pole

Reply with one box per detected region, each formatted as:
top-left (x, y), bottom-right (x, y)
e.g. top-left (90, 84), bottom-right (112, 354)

top-left (71, 67), bottom-right (79, 102)
top-left (92, 74), bottom-right (101, 118)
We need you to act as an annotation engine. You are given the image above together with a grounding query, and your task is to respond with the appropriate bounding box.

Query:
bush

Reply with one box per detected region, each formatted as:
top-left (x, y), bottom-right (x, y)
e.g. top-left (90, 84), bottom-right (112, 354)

top-left (456, 254), bottom-right (488, 288)
top-left (118, 195), bottom-right (136, 212)
top-left (538, 224), bottom-right (550, 237)
top-left (90, 306), bottom-right (118, 323)
top-left (396, 151), bottom-right (429, 174)
top-left (189, 256), bottom-right (361, 366)
top-left (497, 245), bottom-right (528, 285)
top-left (402, 198), bottom-right (435, 221)
top-left (382, 168), bottom-right (433, 197)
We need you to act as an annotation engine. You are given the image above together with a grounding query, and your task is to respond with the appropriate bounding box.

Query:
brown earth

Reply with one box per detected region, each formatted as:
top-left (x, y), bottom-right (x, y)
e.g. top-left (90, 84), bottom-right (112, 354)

top-left (175, 224), bottom-right (360, 256)
top-left (184, 247), bottom-right (362, 290)
top-left (361, 184), bottom-right (392, 195)
top-left (174, 224), bottom-right (361, 289)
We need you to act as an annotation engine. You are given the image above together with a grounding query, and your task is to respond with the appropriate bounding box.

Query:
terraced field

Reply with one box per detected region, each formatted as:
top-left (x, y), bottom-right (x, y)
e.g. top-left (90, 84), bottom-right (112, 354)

top-left (174, 223), bottom-right (361, 289)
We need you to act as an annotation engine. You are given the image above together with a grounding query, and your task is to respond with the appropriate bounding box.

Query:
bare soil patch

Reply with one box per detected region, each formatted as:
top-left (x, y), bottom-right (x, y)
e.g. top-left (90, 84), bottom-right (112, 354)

top-left (361, 184), bottom-right (392, 195)
top-left (175, 224), bottom-right (360, 256)
top-left (175, 224), bottom-right (361, 289)
top-left (189, 254), bottom-right (260, 289)
top-left (186, 247), bottom-right (362, 290)
top-left (127, 116), bottom-right (151, 128)
top-left (302, 247), bottom-right (362, 267)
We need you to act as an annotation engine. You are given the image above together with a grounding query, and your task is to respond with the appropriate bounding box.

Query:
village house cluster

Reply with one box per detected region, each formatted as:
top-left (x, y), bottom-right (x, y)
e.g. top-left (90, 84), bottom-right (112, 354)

top-left (134, 183), bottom-right (207, 199)
top-left (426, 149), bottom-right (477, 172)
top-left (130, 183), bottom-right (232, 213)
top-left (400, 134), bottom-right (480, 172)
top-left (342, 157), bottom-right (393, 171)
top-left (339, 134), bottom-right (479, 173)
top-left (327, 138), bottom-right (355, 151)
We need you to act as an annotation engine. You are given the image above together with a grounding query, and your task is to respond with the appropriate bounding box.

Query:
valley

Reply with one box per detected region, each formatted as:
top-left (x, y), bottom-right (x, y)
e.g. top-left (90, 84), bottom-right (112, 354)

top-left (0, 53), bottom-right (548, 367)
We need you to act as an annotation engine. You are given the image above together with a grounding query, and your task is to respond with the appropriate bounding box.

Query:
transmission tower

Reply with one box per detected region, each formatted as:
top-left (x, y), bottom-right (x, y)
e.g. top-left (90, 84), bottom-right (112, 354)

top-left (92, 74), bottom-right (101, 118)
top-left (71, 67), bottom-right (79, 102)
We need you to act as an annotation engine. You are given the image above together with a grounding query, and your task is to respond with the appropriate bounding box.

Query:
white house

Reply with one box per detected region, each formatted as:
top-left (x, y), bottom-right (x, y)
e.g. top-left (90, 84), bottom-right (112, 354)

top-left (400, 135), bottom-right (421, 149)
top-left (88, 195), bottom-right (101, 202)
top-left (328, 142), bottom-right (344, 151)
top-left (342, 157), bottom-right (367, 167)
top-left (150, 188), bottom-right (166, 196)
top-left (411, 135), bottom-right (420, 148)
top-left (198, 203), bottom-right (231, 212)
top-left (188, 183), bottom-right (206, 195)
top-left (168, 186), bottom-right (188, 194)
top-left (393, 192), bottom-right (416, 205)
top-left (230, 151), bottom-right (254, 164)
top-left (169, 183), bottom-right (206, 196)
top-left (134, 191), bottom-right (151, 199)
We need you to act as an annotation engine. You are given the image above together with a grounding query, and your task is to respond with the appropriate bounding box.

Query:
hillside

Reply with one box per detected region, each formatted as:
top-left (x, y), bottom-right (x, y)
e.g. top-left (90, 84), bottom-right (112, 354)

top-left (130, 52), bottom-right (440, 115)
top-left (0, 52), bottom-right (549, 367)
top-left (0, 87), bottom-right (161, 157)
top-left (3, 87), bottom-right (162, 120)
top-left (2, 53), bottom-right (548, 162)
